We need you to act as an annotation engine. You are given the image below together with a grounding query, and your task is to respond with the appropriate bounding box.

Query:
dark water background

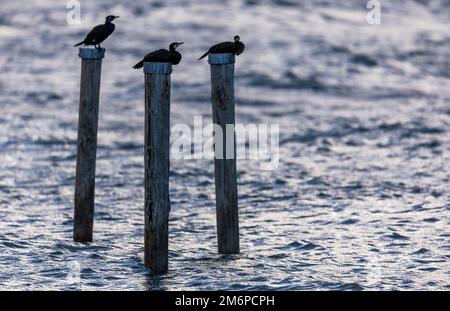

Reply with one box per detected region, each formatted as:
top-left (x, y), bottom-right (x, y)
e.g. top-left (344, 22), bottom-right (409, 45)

top-left (0, 0), bottom-right (449, 290)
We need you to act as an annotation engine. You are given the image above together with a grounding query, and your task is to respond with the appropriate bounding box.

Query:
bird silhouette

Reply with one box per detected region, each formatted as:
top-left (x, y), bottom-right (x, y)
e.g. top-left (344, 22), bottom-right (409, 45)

top-left (198, 35), bottom-right (245, 60)
top-left (132, 42), bottom-right (184, 69)
top-left (74, 15), bottom-right (119, 49)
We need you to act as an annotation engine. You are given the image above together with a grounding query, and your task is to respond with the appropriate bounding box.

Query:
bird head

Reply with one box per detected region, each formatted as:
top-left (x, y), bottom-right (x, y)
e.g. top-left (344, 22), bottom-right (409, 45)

top-left (234, 35), bottom-right (241, 42)
top-left (106, 15), bottom-right (119, 22)
top-left (169, 42), bottom-right (184, 51)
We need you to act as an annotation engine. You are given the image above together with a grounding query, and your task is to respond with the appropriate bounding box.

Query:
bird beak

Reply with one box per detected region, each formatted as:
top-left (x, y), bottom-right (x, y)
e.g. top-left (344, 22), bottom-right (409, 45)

top-left (179, 42), bottom-right (184, 46)
top-left (115, 16), bottom-right (120, 19)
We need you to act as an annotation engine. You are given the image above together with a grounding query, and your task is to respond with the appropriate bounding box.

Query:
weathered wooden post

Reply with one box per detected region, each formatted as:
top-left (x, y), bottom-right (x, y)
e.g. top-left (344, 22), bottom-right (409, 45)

top-left (143, 62), bottom-right (172, 272)
top-left (73, 48), bottom-right (104, 243)
top-left (208, 53), bottom-right (239, 254)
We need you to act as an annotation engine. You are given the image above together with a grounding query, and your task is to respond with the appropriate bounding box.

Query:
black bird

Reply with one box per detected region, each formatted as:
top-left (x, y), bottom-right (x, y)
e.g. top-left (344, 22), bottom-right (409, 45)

top-left (132, 42), bottom-right (184, 69)
top-left (198, 35), bottom-right (245, 60)
top-left (74, 15), bottom-right (119, 49)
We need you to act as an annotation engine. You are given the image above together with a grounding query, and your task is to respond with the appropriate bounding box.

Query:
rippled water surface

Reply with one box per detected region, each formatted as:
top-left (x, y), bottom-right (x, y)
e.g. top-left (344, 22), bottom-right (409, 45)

top-left (0, 0), bottom-right (449, 290)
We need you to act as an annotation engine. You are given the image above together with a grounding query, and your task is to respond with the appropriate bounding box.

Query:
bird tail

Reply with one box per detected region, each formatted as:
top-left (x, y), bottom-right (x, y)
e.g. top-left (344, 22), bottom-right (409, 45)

top-left (74, 41), bottom-right (84, 47)
top-left (198, 51), bottom-right (209, 60)
top-left (132, 60), bottom-right (144, 69)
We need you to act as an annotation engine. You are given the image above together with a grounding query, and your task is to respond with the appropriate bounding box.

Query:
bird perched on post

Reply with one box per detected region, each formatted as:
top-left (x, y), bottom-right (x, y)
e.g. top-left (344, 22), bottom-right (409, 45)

top-left (74, 15), bottom-right (119, 49)
top-left (132, 42), bottom-right (184, 69)
top-left (198, 35), bottom-right (245, 60)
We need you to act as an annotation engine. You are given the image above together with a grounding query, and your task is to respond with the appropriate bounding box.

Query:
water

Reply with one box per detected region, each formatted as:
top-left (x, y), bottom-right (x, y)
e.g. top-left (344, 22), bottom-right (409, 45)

top-left (0, 0), bottom-right (449, 290)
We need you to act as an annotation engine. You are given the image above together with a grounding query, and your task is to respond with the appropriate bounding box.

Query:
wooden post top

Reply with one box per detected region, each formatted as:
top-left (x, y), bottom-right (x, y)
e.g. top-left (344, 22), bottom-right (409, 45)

top-left (78, 48), bottom-right (105, 59)
top-left (144, 62), bottom-right (173, 74)
top-left (208, 53), bottom-right (235, 65)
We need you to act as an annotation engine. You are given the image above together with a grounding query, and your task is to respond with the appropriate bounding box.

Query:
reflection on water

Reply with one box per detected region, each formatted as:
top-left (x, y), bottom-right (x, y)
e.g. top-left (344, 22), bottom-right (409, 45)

top-left (0, 0), bottom-right (449, 290)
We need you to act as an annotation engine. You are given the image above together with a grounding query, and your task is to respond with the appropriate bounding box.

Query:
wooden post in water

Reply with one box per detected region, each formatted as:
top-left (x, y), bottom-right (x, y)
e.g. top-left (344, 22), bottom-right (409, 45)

top-left (208, 53), bottom-right (239, 254)
top-left (73, 48), bottom-right (104, 243)
top-left (143, 62), bottom-right (172, 272)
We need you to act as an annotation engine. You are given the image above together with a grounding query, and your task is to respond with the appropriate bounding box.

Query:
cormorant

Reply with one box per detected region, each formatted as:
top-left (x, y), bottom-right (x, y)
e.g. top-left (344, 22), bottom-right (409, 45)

top-left (74, 15), bottom-right (119, 49)
top-left (198, 35), bottom-right (245, 60)
top-left (132, 42), bottom-right (184, 69)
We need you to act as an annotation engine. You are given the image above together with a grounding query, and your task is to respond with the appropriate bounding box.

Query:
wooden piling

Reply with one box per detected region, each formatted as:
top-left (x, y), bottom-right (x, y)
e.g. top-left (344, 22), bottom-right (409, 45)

top-left (143, 62), bottom-right (172, 272)
top-left (73, 48), bottom-right (104, 243)
top-left (208, 53), bottom-right (239, 254)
